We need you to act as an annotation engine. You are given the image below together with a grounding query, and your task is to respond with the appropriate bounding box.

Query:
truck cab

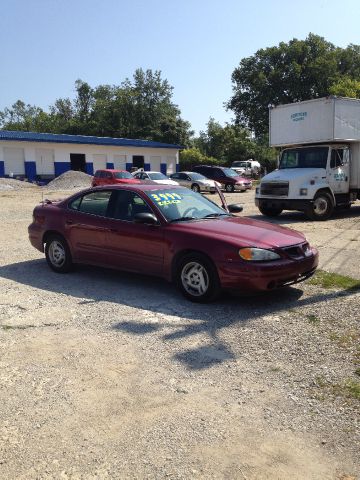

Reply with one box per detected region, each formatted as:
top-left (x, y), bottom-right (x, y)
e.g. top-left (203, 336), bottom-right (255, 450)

top-left (255, 97), bottom-right (360, 220)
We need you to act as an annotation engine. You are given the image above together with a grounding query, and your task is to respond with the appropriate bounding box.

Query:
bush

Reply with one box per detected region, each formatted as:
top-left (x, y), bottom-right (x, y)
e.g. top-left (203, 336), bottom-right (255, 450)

top-left (179, 148), bottom-right (222, 171)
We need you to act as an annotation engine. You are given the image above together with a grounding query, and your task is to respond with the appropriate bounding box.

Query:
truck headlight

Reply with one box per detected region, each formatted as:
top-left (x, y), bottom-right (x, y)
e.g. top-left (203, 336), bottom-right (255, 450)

top-left (239, 247), bottom-right (281, 261)
top-left (299, 188), bottom-right (308, 196)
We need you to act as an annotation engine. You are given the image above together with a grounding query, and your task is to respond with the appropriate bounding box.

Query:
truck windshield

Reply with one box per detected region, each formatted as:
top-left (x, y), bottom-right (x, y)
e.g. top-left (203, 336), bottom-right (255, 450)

top-left (279, 147), bottom-right (328, 169)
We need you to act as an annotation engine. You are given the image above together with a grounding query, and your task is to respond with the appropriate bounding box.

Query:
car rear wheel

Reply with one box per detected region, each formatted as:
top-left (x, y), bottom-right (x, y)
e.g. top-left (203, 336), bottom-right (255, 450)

top-left (191, 183), bottom-right (200, 193)
top-left (225, 183), bottom-right (234, 193)
top-left (176, 253), bottom-right (220, 302)
top-left (45, 234), bottom-right (73, 273)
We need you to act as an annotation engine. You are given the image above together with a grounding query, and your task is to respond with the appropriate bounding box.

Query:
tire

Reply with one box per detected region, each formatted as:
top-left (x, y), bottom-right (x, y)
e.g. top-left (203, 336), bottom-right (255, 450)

top-left (45, 234), bottom-right (73, 273)
top-left (306, 192), bottom-right (334, 221)
top-left (225, 183), bottom-right (234, 193)
top-left (176, 253), bottom-right (220, 303)
top-left (191, 183), bottom-right (200, 193)
top-left (258, 205), bottom-right (283, 217)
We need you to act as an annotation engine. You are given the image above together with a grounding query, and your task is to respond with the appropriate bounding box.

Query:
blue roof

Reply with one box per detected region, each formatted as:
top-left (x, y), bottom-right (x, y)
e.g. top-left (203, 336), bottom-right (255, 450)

top-left (0, 130), bottom-right (183, 149)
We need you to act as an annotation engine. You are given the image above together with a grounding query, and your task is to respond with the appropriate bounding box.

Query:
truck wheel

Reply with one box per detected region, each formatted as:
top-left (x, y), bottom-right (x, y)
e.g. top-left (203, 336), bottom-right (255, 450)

top-left (258, 205), bottom-right (283, 217)
top-left (306, 192), bottom-right (334, 221)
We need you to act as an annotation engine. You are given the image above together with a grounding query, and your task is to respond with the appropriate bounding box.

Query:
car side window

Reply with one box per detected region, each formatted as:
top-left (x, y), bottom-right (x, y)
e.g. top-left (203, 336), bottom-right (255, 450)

top-left (171, 173), bottom-right (180, 179)
top-left (108, 190), bottom-right (153, 221)
top-left (94, 170), bottom-right (101, 178)
top-left (215, 169), bottom-right (225, 177)
top-left (178, 173), bottom-right (187, 180)
top-left (69, 191), bottom-right (113, 216)
top-left (105, 172), bottom-right (112, 179)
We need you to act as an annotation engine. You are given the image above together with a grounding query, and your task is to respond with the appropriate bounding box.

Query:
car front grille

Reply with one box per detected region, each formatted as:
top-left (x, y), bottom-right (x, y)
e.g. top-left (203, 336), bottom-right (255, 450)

top-left (281, 242), bottom-right (310, 259)
top-left (260, 181), bottom-right (289, 196)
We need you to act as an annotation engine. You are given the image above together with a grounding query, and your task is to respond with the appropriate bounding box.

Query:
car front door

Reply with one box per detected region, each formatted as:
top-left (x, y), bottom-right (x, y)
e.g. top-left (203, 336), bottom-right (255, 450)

top-left (105, 190), bottom-right (165, 275)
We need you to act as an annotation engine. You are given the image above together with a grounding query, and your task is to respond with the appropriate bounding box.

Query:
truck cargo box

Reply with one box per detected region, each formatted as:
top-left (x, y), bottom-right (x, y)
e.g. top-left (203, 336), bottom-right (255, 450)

top-left (269, 97), bottom-right (360, 147)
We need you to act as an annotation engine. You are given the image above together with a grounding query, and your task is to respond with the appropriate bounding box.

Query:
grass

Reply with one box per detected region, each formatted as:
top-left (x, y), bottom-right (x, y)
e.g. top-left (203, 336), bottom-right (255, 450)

top-left (307, 314), bottom-right (319, 324)
top-left (309, 270), bottom-right (360, 290)
top-left (315, 376), bottom-right (360, 401)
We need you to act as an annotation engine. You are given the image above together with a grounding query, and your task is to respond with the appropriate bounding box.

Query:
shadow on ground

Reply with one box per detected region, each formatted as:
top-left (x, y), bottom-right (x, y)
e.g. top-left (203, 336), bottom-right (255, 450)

top-left (0, 259), bottom-right (357, 370)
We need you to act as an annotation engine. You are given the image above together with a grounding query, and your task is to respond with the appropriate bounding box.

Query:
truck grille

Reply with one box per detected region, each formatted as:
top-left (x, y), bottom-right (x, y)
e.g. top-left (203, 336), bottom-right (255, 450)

top-left (260, 181), bottom-right (289, 196)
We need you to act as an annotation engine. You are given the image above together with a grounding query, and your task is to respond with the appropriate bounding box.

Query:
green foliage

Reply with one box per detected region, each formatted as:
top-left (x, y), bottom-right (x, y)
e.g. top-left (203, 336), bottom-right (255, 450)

top-left (309, 270), bottom-right (360, 290)
top-left (0, 69), bottom-right (193, 146)
top-left (179, 147), bottom-right (220, 170)
top-left (329, 77), bottom-right (360, 98)
top-left (228, 34), bottom-right (360, 136)
top-left (193, 119), bottom-right (277, 171)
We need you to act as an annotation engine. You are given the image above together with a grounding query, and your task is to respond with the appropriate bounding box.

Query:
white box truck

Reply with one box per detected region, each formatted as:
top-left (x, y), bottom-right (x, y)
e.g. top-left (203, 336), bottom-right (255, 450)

top-left (255, 96), bottom-right (360, 220)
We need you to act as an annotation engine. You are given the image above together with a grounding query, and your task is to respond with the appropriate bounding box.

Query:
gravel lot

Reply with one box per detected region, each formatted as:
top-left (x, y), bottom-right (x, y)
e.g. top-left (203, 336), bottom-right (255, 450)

top-left (0, 185), bottom-right (359, 479)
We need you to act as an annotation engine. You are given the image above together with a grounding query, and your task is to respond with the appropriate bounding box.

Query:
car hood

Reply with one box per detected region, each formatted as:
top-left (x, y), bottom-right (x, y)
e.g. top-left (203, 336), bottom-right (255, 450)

top-left (262, 168), bottom-right (326, 183)
top-left (169, 216), bottom-right (305, 248)
top-left (115, 178), bottom-right (142, 184)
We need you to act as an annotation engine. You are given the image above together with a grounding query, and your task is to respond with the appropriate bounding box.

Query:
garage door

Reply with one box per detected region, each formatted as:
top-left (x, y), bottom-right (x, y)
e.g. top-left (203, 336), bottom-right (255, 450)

top-left (93, 154), bottom-right (107, 171)
top-left (113, 155), bottom-right (126, 170)
top-left (35, 148), bottom-right (55, 175)
top-left (4, 147), bottom-right (25, 175)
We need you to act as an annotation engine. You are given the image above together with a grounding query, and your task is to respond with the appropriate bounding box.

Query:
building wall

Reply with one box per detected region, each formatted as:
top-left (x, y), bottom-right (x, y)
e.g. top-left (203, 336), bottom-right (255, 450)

top-left (0, 140), bottom-right (180, 180)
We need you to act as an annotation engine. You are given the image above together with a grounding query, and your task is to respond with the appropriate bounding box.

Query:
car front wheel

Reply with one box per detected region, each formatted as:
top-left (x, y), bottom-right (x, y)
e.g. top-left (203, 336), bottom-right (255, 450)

top-left (45, 234), bottom-right (73, 273)
top-left (191, 183), bottom-right (200, 193)
top-left (225, 183), bottom-right (234, 193)
top-left (176, 253), bottom-right (220, 302)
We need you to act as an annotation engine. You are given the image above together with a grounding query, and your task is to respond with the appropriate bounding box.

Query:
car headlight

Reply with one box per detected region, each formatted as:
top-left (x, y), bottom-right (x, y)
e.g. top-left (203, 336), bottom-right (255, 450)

top-left (239, 247), bottom-right (281, 261)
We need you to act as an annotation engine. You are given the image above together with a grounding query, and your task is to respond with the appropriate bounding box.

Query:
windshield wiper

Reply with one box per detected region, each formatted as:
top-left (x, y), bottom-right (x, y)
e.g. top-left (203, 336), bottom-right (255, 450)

top-left (202, 213), bottom-right (230, 219)
top-left (170, 216), bottom-right (197, 223)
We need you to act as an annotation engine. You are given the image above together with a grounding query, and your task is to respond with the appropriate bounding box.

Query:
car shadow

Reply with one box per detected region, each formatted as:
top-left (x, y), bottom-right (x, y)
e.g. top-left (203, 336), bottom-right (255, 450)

top-left (0, 259), bottom-right (358, 370)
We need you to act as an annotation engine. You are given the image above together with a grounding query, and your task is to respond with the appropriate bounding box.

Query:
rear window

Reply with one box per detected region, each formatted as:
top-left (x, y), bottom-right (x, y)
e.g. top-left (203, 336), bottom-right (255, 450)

top-left (114, 171), bottom-right (133, 179)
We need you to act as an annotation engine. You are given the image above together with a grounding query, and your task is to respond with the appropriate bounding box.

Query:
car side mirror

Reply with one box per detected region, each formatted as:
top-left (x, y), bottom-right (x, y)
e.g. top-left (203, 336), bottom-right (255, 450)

top-left (228, 204), bottom-right (243, 213)
top-left (134, 212), bottom-right (158, 224)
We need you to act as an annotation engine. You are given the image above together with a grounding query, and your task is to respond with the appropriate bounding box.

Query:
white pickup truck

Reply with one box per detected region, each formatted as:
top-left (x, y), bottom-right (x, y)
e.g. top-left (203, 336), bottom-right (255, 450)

top-left (255, 96), bottom-right (360, 220)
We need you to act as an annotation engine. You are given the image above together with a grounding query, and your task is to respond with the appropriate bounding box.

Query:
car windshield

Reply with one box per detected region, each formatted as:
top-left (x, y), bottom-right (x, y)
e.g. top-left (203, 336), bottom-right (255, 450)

top-left (279, 147), bottom-right (329, 169)
top-left (147, 188), bottom-right (228, 222)
top-left (189, 173), bottom-right (207, 180)
top-left (232, 161), bottom-right (246, 168)
top-left (114, 171), bottom-right (133, 179)
top-left (222, 168), bottom-right (238, 177)
top-left (148, 172), bottom-right (168, 180)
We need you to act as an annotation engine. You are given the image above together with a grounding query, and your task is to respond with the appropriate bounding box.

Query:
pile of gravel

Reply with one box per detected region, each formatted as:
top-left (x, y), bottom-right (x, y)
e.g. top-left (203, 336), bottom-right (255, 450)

top-left (45, 170), bottom-right (92, 190)
top-left (0, 178), bottom-right (39, 190)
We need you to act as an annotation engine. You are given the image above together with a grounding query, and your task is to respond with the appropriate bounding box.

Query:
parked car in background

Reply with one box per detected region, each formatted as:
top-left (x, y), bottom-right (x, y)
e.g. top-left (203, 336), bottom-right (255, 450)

top-left (231, 160), bottom-right (260, 177)
top-left (193, 165), bottom-right (252, 192)
top-left (29, 184), bottom-right (319, 303)
top-left (92, 169), bottom-right (141, 187)
top-left (132, 170), bottom-right (179, 185)
top-left (169, 171), bottom-right (220, 193)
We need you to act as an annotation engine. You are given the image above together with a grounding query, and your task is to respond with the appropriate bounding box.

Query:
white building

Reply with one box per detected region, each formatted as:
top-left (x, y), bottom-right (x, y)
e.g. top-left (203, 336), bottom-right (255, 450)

top-left (0, 130), bottom-right (182, 181)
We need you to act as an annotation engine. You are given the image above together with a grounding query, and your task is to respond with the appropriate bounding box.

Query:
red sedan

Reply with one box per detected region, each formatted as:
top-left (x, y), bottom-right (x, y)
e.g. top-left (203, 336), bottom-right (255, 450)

top-left (28, 184), bottom-right (318, 302)
top-left (92, 169), bottom-right (141, 187)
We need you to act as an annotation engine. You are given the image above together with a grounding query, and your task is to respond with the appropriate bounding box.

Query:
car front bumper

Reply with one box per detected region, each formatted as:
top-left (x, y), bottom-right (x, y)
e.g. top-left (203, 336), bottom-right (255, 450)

top-left (217, 248), bottom-right (319, 292)
top-left (235, 183), bottom-right (252, 191)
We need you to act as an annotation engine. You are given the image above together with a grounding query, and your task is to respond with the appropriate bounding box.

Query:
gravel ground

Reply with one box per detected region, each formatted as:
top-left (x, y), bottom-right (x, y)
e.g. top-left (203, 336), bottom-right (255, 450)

top-left (0, 187), bottom-right (359, 479)
top-left (45, 171), bottom-right (92, 190)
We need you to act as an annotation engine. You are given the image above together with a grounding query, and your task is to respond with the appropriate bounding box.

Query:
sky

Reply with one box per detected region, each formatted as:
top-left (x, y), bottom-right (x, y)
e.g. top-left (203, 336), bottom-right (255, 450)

top-left (0, 0), bottom-right (360, 135)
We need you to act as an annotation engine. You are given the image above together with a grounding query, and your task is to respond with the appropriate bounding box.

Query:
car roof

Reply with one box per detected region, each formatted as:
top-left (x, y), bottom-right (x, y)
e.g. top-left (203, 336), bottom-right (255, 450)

top-left (91, 183), bottom-right (183, 192)
top-left (95, 169), bottom-right (129, 174)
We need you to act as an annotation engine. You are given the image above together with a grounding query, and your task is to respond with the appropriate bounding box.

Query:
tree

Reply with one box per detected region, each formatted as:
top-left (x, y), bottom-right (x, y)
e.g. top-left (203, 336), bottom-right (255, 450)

top-left (0, 69), bottom-right (193, 145)
top-left (228, 34), bottom-right (360, 136)
top-left (179, 147), bottom-right (220, 170)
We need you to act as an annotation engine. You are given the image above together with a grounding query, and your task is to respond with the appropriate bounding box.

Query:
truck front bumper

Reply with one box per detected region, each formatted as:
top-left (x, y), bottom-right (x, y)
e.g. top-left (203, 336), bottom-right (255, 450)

top-left (255, 198), bottom-right (311, 211)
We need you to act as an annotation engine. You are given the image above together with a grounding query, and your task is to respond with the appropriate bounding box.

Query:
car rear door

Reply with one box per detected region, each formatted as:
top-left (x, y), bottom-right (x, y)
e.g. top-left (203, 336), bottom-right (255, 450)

top-left (65, 190), bottom-right (114, 265)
